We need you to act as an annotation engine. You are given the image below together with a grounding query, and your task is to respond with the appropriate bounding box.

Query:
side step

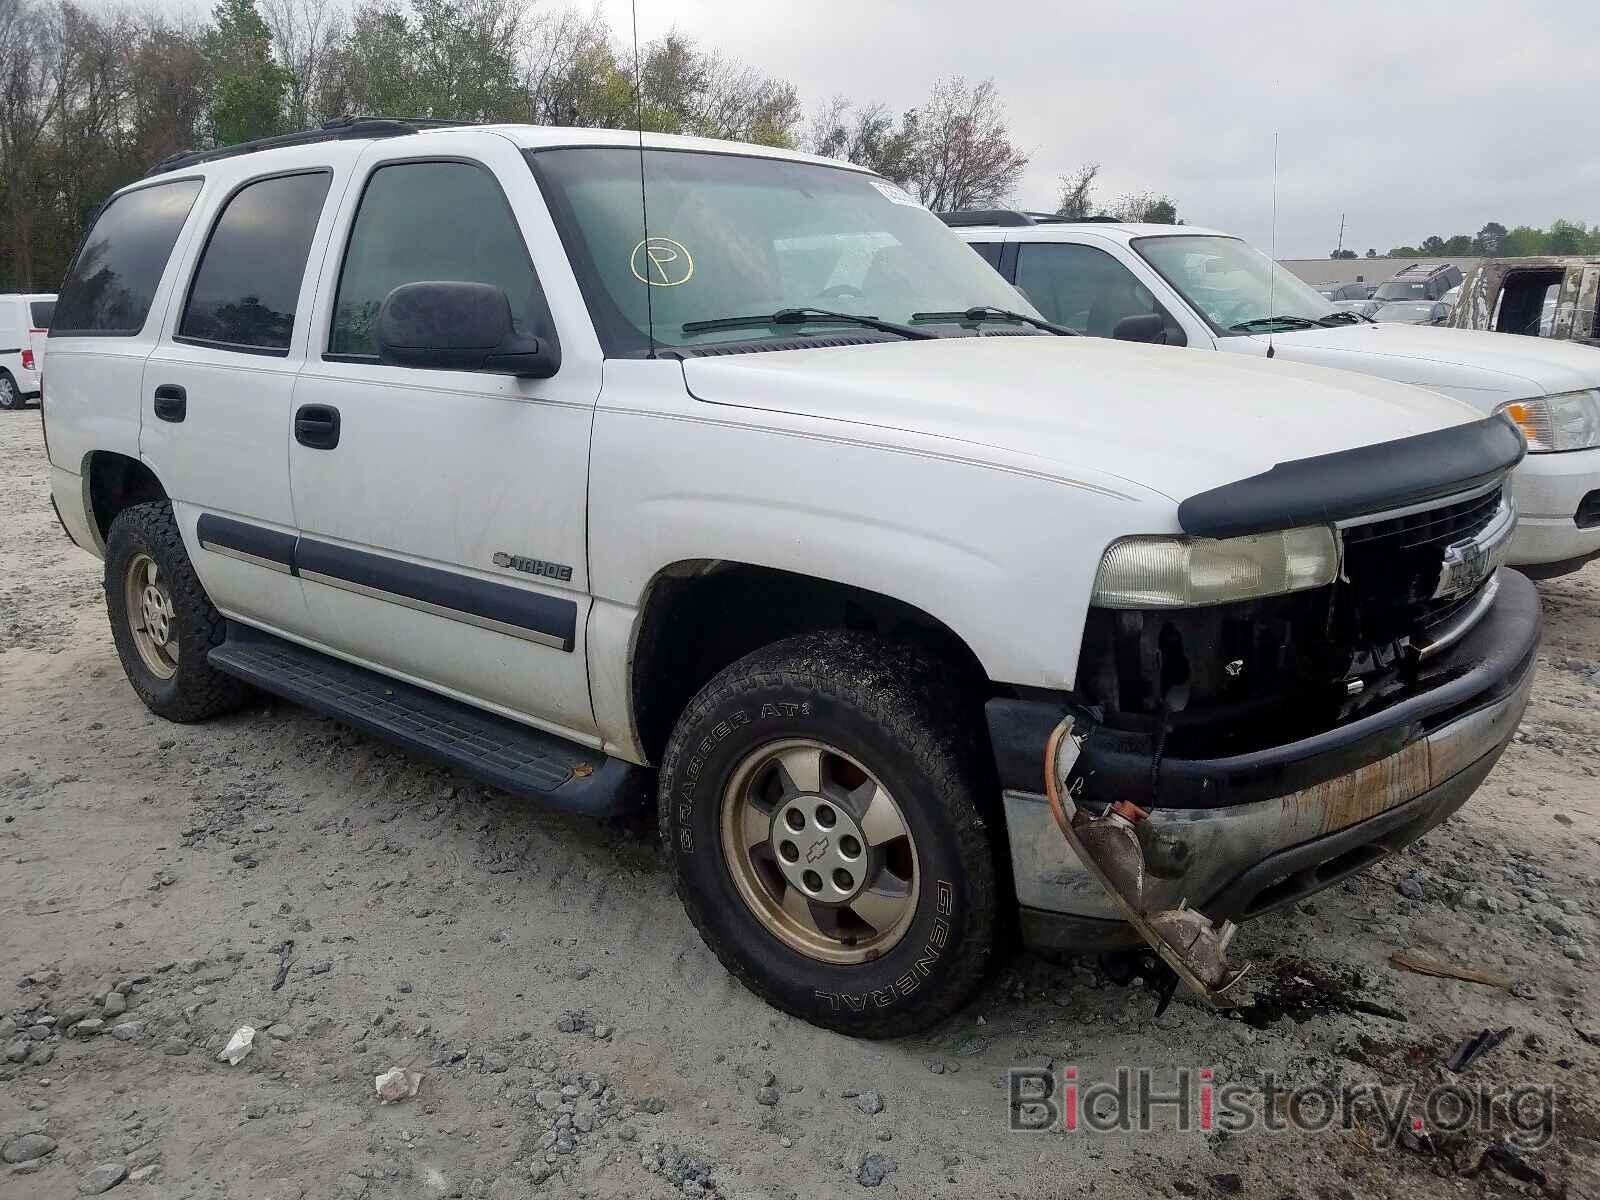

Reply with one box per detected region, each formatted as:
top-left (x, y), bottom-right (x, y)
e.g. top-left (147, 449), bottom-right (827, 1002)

top-left (208, 625), bottom-right (648, 816)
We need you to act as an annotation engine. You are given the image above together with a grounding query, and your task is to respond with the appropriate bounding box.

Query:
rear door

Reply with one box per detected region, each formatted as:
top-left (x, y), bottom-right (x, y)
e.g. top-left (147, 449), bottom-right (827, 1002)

top-left (25, 295), bottom-right (55, 381)
top-left (139, 148), bottom-right (350, 637)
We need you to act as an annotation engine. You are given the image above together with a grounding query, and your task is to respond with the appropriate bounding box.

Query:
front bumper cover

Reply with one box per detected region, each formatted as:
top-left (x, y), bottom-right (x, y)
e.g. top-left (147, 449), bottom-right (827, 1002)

top-left (992, 567), bottom-right (1541, 951)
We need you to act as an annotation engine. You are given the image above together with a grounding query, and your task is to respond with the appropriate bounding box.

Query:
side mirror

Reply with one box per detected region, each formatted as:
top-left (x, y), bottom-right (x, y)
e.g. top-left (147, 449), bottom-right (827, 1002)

top-left (1112, 313), bottom-right (1167, 344)
top-left (375, 281), bottom-right (560, 378)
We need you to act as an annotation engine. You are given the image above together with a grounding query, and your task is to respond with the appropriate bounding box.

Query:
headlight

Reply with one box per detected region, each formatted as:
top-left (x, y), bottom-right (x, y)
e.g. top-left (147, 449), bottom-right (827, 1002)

top-left (1498, 390), bottom-right (1600, 452)
top-left (1092, 526), bottom-right (1339, 608)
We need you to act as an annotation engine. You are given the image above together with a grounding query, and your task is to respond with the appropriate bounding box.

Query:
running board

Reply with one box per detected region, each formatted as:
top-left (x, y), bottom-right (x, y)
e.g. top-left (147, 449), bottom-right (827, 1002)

top-left (208, 625), bottom-right (647, 816)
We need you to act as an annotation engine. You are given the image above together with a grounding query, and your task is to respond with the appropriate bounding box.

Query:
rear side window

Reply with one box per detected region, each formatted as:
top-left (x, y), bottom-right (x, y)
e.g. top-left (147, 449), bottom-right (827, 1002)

top-left (329, 160), bottom-right (546, 359)
top-left (29, 300), bottom-right (55, 328)
top-left (180, 171), bottom-right (332, 353)
top-left (53, 179), bottom-right (202, 336)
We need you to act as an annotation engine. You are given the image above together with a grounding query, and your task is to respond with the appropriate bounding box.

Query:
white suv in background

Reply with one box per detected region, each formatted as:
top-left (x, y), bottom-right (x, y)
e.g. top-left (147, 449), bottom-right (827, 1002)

top-left (0, 292), bottom-right (56, 409)
top-left (948, 213), bottom-right (1600, 578)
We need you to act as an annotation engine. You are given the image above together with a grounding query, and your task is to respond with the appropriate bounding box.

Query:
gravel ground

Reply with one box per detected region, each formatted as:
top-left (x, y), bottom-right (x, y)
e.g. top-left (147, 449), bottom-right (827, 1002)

top-left (2, 408), bottom-right (1598, 1200)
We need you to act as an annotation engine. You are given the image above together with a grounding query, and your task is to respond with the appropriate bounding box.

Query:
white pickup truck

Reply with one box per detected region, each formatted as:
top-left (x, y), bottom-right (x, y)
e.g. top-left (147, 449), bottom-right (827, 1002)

top-left (42, 121), bottom-right (1538, 1034)
top-left (949, 214), bottom-right (1600, 578)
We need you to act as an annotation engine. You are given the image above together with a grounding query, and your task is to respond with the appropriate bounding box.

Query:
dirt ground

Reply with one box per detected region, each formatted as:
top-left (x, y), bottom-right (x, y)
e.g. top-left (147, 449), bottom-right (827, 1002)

top-left (2, 408), bottom-right (1597, 1200)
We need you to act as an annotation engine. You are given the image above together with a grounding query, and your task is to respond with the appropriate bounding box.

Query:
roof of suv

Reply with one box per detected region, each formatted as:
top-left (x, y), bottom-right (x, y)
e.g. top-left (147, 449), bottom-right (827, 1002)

top-left (946, 217), bottom-right (1230, 243)
top-left (146, 118), bottom-right (868, 179)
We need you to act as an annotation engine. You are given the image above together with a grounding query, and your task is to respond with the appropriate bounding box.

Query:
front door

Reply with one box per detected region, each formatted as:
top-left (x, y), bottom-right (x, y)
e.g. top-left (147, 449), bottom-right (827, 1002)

top-left (287, 137), bottom-right (599, 738)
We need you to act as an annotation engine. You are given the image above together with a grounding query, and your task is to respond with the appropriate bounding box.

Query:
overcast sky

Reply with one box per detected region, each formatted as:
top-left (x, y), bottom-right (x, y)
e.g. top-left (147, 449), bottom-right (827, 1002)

top-left (602, 0), bottom-right (1598, 259)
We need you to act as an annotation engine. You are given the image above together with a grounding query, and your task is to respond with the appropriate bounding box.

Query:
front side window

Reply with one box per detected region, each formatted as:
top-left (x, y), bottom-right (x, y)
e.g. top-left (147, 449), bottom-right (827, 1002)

top-left (1015, 242), bottom-right (1172, 338)
top-left (330, 160), bottom-right (548, 359)
top-left (53, 179), bottom-right (202, 336)
top-left (531, 147), bottom-right (1034, 354)
top-left (969, 242), bottom-right (1004, 270)
top-left (179, 172), bottom-right (331, 353)
top-left (29, 300), bottom-right (55, 328)
top-left (1134, 235), bottom-right (1337, 335)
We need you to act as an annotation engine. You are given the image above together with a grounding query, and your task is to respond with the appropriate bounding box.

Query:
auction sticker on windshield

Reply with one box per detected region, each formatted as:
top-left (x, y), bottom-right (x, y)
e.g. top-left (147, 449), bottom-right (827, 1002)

top-left (869, 180), bottom-right (921, 207)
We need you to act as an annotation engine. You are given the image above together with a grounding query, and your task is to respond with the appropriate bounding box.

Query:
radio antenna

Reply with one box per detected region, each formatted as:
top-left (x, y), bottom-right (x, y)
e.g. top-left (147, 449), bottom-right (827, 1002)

top-left (1267, 131), bottom-right (1279, 360)
top-left (631, 0), bottom-right (656, 359)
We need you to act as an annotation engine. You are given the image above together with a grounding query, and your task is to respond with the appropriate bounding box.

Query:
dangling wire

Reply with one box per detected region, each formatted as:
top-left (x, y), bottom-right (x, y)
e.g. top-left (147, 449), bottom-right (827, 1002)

top-left (631, 0), bottom-right (656, 359)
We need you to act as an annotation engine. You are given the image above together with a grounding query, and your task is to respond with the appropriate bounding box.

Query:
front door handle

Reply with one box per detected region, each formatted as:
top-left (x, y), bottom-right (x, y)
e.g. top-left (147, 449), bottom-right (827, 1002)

top-left (153, 384), bottom-right (186, 422)
top-left (294, 404), bottom-right (340, 450)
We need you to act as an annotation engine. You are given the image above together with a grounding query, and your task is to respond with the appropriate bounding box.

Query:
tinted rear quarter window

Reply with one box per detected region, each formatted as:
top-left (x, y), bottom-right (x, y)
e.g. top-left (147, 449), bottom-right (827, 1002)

top-left (29, 300), bottom-right (55, 328)
top-left (180, 171), bottom-right (332, 353)
top-left (52, 179), bottom-right (203, 336)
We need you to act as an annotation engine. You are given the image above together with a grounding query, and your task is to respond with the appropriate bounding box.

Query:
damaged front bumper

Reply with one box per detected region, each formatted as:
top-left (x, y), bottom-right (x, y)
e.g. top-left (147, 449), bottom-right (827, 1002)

top-left (990, 567), bottom-right (1541, 957)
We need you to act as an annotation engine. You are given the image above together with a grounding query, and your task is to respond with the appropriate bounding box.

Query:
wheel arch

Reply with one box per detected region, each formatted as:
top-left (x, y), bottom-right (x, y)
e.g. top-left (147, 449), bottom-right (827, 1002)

top-left (626, 558), bottom-right (992, 766)
top-left (84, 451), bottom-right (169, 553)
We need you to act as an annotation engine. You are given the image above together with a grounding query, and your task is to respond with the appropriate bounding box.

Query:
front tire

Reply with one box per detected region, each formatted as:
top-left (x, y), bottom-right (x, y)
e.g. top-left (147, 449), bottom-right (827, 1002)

top-left (104, 502), bottom-right (252, 722)
top-left (659, 632), bottom-right (1000, 1037)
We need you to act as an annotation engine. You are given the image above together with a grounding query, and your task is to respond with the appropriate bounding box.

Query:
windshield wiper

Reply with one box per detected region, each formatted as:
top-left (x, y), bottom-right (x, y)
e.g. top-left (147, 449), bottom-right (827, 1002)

top-left (1227, 315), bottom-right (1324, 332)
top-left (909, 305), bottom-right (1076, 335)
top-left (1317, 310), bottom-right (1372, 326)
top-left (678, 307), bottom-right (936, 340)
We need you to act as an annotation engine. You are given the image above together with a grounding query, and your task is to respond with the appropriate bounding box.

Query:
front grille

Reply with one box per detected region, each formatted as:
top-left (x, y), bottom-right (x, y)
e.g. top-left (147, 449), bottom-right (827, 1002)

top-left (1340, 485), bottom-right (1503, 641)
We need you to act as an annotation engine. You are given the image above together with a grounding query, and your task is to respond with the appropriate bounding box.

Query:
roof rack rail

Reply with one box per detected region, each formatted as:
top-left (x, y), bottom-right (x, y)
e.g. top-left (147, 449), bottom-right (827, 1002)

top-left (937, 208), bottom-right (1125, 228)
top-left (144, 116), bottom-right (472, 177)
top-left (937, 209), bottom-right (1041, 227)
top-left (1389, 261), bottom-right (1455, 279)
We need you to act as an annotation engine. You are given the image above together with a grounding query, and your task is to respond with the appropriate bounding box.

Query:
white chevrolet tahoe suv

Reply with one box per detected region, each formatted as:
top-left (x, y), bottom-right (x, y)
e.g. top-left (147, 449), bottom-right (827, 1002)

top-left (948, 213), bottom-right (1600, 579)
top-left (43, 120), bottom-right (1539, 1034)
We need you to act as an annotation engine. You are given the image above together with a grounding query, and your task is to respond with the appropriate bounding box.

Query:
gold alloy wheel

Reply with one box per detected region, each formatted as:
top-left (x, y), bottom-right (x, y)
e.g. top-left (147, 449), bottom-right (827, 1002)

top-left (719, 738), bottom-right (919, 965)
top-left (124, 552), bottom-right (180, 680)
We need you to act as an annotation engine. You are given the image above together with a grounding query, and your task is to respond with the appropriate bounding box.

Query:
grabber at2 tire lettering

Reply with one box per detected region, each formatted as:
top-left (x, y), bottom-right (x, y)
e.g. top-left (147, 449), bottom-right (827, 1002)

top-left (103, 501), bottom-right (253, 722)
top-left (658, 631), bottom-right (1002, 1037)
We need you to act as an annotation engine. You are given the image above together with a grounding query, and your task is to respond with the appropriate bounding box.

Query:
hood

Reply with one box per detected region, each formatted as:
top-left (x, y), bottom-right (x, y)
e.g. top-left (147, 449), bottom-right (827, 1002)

top-left (680, 335), bottom-right (1483, 503)
top-left (1260, 323), bottom-right (1600, 411)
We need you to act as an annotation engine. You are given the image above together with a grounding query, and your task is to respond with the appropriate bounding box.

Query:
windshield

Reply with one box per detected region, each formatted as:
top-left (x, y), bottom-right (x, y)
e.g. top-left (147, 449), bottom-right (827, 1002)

top-left (1131, 235), bottom-right (1336, 334)
top-left (1375, 280), bottom-right (1428, 300)
top-left (529, 147), bottom-right (1034, 354)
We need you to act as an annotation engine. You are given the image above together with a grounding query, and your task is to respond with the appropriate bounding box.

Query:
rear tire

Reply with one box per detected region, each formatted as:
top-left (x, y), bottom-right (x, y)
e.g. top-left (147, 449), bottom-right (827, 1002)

top-left (104, 501), bottom-right (252, 722)
top-left (659, 631), bottom-right (1000, 1037)
top-left (0, 371), bottom-right (20, 410)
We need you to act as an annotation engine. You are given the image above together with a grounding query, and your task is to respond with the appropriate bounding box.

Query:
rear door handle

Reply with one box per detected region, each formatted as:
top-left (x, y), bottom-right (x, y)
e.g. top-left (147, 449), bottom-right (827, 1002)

top-left (153, 384), bottom-right (186, 422)
top-left (294, 404), bottom-right (340, 450)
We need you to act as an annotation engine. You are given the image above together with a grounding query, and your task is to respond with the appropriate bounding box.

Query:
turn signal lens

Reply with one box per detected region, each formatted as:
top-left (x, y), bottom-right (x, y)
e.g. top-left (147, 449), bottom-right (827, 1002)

top-left (1498, 391), bottom-right (1600, 452)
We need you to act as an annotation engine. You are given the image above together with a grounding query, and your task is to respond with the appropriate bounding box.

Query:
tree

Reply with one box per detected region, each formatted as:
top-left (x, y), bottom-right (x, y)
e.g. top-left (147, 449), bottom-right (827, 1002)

top-left (1054, 162), bottom-right (1098, 218)
top-left (1109, 191), bottom-right (1178, 224)
top-left (1474, 222), bottom-right (1506, 256)
top-left (902, 77), bottom-right (1027, 211)
top-left (259, 0), bottom-right (341, 128)
top-left (809, 77), bottom-right (1027, 211)
top-left (206, 0), bottom-right (289, 144)
top-left (1548, 219), bottom-right (1584, 255)
top-left (1420, 235), bottom-right (1446, 256)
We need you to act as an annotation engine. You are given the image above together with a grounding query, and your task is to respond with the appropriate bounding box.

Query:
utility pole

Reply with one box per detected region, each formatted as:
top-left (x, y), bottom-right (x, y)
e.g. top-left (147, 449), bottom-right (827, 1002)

top-left (1335, 212), bottom-right (1346, 257)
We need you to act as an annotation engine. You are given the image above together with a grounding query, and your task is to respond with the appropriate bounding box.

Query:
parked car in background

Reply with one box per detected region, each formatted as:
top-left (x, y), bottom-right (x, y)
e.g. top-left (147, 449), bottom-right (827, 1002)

top-left (40, 121), bottom-right (1542, 1034)
top-left (1372, 300), bottom-right (1453, 326)
top-left (947, 212), bottom-right (1600, 577)
top-left (1443, 283), bottom-right (1462, 307)
top-left (1373, 262), bottom-right (1463, 303)
top-left (1317, 281), bottom-right (1373, 302)
top-left (1447, 256), bottom-right (1600, 348)
top-left (1331, 297), bottom-right (1386, 319)
top-left (0, 293), bottom-right (56, 409)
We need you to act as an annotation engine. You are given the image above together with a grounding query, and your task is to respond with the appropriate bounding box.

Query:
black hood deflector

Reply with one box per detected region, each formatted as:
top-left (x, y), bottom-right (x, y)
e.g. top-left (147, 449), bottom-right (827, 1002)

top-left (1178, 413), bottom-right (1526, 538)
